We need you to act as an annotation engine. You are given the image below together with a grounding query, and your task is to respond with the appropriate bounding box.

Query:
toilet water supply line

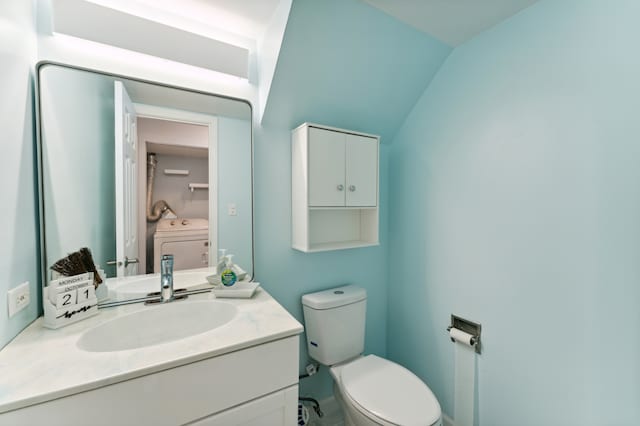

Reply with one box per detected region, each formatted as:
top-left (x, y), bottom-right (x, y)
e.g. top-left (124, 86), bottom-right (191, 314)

top-left (299, 397), bottom-right (323, 418)
top-left (299, 362), bottom-right (319, 380)
top-left (146, 153), bottom-right (177, 222)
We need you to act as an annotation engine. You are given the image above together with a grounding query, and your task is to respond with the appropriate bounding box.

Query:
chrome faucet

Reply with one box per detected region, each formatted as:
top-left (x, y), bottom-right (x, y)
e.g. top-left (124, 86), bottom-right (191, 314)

top-left (160, 254), bottom-right (174, 302)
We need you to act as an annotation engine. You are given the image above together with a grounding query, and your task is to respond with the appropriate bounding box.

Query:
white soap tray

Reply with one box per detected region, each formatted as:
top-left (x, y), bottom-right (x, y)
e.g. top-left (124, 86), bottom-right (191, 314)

top-left (212, 281), bottom-right (260, 299)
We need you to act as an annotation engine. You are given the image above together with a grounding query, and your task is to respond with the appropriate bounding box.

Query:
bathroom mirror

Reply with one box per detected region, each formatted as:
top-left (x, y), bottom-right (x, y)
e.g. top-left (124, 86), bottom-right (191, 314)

top-left (36, 63), bottom-right (253, 299)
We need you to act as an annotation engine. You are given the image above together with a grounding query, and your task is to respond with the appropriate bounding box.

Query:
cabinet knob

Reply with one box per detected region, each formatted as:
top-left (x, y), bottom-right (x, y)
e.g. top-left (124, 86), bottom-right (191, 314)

top-left (349, 185), bottom-right (356, 192)
top-left (337, 184), bottom-right (344, 191)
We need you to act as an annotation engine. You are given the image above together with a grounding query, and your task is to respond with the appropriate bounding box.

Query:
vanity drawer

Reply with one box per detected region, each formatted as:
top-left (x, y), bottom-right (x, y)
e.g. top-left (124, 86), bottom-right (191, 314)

top-left (186, 385), bottom-right (298, 426)
top-left (0, 336), bottom-right (299, 426)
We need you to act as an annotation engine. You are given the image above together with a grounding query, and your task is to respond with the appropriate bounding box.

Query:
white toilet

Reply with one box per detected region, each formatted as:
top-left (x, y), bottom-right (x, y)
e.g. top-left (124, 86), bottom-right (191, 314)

top-left (302, 285), bottom-right (442, 426)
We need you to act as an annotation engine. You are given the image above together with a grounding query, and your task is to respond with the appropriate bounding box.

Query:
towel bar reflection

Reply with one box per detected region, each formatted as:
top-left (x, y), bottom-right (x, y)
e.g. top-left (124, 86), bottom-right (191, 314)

top-left (188, 183), bottom-right (209, 192)
top-left (165, 169), bottom-right (189, 176)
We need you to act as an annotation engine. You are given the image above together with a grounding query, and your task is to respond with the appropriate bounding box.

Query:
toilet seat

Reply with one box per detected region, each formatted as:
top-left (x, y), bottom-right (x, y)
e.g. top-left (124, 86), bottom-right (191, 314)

top-left (339, 355), bottom-right (441, 426)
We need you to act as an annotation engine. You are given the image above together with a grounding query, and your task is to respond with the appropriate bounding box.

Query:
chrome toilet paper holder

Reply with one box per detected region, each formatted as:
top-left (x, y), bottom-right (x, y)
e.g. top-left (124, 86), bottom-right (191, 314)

top-left (447, 314), bottom-right (482, 354)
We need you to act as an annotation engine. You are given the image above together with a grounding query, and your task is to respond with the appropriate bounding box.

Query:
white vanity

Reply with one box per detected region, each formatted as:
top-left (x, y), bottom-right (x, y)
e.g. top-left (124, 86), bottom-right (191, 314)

top-left (18, 63), bottom-right (302, 425)
top-left (0, 287), bottom-right (303, 425)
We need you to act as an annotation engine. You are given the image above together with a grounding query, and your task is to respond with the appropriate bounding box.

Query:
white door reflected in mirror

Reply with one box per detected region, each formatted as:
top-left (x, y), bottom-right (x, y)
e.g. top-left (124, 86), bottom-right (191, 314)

top-left (114, 81), bottom-right (139, 277)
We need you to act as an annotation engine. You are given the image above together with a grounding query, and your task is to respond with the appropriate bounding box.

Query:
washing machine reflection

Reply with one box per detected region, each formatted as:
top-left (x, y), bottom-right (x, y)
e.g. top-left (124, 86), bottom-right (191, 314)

top-left (153, 218), bottom-right (209, 272)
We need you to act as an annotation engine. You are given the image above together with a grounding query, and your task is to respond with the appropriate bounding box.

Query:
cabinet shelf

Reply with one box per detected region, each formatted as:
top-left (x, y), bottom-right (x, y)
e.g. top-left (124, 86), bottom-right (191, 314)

top-left (308, 206), bottom-right (377, 211)
top-left (292, 123), bottom-right (379, 253)
top-left (303, 241), bottom-right (380, 253)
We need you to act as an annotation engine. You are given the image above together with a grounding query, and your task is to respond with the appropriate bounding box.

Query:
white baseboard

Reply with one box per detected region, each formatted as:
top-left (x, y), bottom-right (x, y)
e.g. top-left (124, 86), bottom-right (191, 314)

top-left (313, 395), bottom-right (453, 426)
top-left (317, 395), bottom-right (341, 414)
top-left (443, 413), bottom-right (454, 426)
top-left (306, 395), bottom-right (344, 426)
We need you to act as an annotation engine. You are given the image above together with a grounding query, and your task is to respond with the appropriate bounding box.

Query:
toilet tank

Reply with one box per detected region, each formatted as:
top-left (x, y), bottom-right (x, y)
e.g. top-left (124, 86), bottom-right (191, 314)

top-left (302, 285), bottom-right (366, 366)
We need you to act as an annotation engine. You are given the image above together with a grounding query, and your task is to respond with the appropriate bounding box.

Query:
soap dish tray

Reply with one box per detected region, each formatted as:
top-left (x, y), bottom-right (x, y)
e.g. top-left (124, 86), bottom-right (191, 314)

top-left (212, 281), bottom-right (260, 299)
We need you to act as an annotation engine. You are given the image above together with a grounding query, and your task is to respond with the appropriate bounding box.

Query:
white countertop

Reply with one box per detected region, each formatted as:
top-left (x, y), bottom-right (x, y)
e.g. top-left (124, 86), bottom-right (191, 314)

top-left (0, 287), bottom-right (303, 414)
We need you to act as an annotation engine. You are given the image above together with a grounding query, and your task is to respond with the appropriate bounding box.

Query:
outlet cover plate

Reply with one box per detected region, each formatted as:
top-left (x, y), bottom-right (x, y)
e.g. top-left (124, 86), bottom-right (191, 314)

top-left (8, 281), bottom-right (30, 318)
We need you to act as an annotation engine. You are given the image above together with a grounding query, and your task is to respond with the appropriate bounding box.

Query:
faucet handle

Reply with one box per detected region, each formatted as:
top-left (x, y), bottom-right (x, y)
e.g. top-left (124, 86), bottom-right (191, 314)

top-left (160, 254), bottom-right (175, 302)
top-left (161, 254), bottom-right (174, 267)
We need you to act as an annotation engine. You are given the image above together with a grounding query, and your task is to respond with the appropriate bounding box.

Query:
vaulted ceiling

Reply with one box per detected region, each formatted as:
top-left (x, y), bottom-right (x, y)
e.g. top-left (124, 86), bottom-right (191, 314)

top-left (258, 0), bottom-right (540, 141)
top-left (260, 0), bottom-right (451, 143)
top-left (362, 0), bottom-right (539, 46)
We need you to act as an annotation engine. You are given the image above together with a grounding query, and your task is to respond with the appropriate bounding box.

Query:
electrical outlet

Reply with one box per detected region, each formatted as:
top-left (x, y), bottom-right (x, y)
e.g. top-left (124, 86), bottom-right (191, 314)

top-left (8, 281), bottom-right (30, 318)
top-left (228, 203), bottom-right (237, 216)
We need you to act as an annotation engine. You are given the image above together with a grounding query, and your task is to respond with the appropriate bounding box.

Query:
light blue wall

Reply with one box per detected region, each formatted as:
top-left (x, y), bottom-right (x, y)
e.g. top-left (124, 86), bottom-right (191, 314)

top-left (257, 0), bottom-right (450, 398)
top-left (0, 2), bottom-right (41, 349)
top-left (387, 0), bottom-right (640, 424)
top-left (217, 117), bottom-right (252, 270)
top-left (262, 0), bottom-right (451, 143)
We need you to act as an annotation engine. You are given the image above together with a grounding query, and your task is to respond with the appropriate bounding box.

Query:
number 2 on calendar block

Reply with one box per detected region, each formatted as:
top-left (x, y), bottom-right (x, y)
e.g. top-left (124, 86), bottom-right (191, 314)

top-left (56, 290), bottom-right (77, 309)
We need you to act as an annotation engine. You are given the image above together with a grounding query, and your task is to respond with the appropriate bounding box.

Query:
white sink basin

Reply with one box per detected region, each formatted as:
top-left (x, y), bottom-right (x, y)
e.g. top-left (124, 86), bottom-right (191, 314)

top-left (77, 300), bottom-right (237, 352)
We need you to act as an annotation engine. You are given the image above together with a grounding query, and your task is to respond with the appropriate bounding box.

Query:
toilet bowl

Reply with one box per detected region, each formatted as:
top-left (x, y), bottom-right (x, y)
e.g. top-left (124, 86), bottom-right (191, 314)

top-left (330, 355), bottom-right (442, 426)
top-left (301, 286), bottom-right (442, 426)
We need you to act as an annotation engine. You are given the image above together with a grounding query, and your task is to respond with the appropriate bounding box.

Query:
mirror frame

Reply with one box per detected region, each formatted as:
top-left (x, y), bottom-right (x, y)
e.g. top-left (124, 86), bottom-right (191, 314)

top-left (34, 61), bottom-right (255, 292)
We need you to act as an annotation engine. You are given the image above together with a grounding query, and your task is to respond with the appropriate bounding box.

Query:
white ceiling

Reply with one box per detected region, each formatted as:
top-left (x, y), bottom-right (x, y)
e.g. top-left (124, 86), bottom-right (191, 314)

top-left (90, 0), bottom-right (281, 41)
top-left (362, 0), bottom-right (539, 46)
top-left (138, 0), bottom-right (281, 39)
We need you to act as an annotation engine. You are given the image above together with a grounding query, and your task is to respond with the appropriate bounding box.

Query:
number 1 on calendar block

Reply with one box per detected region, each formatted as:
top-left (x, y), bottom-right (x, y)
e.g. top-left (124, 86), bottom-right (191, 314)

top-left (76, 286), bottom-right (95, 303)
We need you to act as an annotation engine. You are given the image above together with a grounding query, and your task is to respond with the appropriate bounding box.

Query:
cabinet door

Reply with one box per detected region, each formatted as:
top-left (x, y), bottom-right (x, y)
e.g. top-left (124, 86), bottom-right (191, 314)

top-left (345, 134), bottom-right (378, 206)
top-left (308, 127), bottom-right (346, 207)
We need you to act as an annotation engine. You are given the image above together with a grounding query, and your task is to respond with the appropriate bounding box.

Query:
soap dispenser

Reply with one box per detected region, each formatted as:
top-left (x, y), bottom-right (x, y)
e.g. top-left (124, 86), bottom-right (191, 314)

top-left (220, 254), bottom-right (238, 287)
top-left (216, 249), bottom-right (227, 275)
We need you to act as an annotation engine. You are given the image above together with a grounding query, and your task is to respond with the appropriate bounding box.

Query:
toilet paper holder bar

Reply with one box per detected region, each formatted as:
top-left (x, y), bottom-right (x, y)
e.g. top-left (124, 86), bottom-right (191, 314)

top-left (447, 314), bottom-right (482, 354)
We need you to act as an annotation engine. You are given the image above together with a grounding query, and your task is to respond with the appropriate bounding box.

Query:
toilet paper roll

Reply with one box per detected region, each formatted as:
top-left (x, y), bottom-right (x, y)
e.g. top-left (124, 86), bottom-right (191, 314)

top-left (451, 328), bottom-right (475, 426)
top-left (449, 328), bottom-right (475, 347)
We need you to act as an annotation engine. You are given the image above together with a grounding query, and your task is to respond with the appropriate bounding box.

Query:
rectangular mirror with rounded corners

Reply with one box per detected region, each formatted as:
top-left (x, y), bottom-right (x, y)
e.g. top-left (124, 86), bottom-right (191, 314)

top-left (36, 63), bottom-right (253, 304)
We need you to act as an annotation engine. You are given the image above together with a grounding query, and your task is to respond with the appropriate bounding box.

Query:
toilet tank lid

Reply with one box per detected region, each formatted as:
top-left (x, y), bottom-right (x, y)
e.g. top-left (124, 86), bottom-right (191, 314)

top-left (302, 285), bottom-right (366, 310)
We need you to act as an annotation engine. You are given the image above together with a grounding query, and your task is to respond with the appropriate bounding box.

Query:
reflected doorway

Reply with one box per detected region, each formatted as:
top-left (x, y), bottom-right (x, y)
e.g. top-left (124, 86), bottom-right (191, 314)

top-left (132, 105), bottom-right (218, 275)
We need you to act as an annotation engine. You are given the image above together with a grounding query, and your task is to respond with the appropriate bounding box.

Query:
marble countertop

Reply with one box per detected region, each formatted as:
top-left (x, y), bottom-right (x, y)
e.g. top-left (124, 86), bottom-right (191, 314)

top-left (0, 287), bottom-right (303, 414)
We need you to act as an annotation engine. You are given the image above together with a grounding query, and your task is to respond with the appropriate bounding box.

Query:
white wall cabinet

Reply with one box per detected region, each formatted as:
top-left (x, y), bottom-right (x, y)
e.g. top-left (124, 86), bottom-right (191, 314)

top-left (308, 127), bottom-right (377, 207)
top-left (293, 123), bottom-right (379, 252)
